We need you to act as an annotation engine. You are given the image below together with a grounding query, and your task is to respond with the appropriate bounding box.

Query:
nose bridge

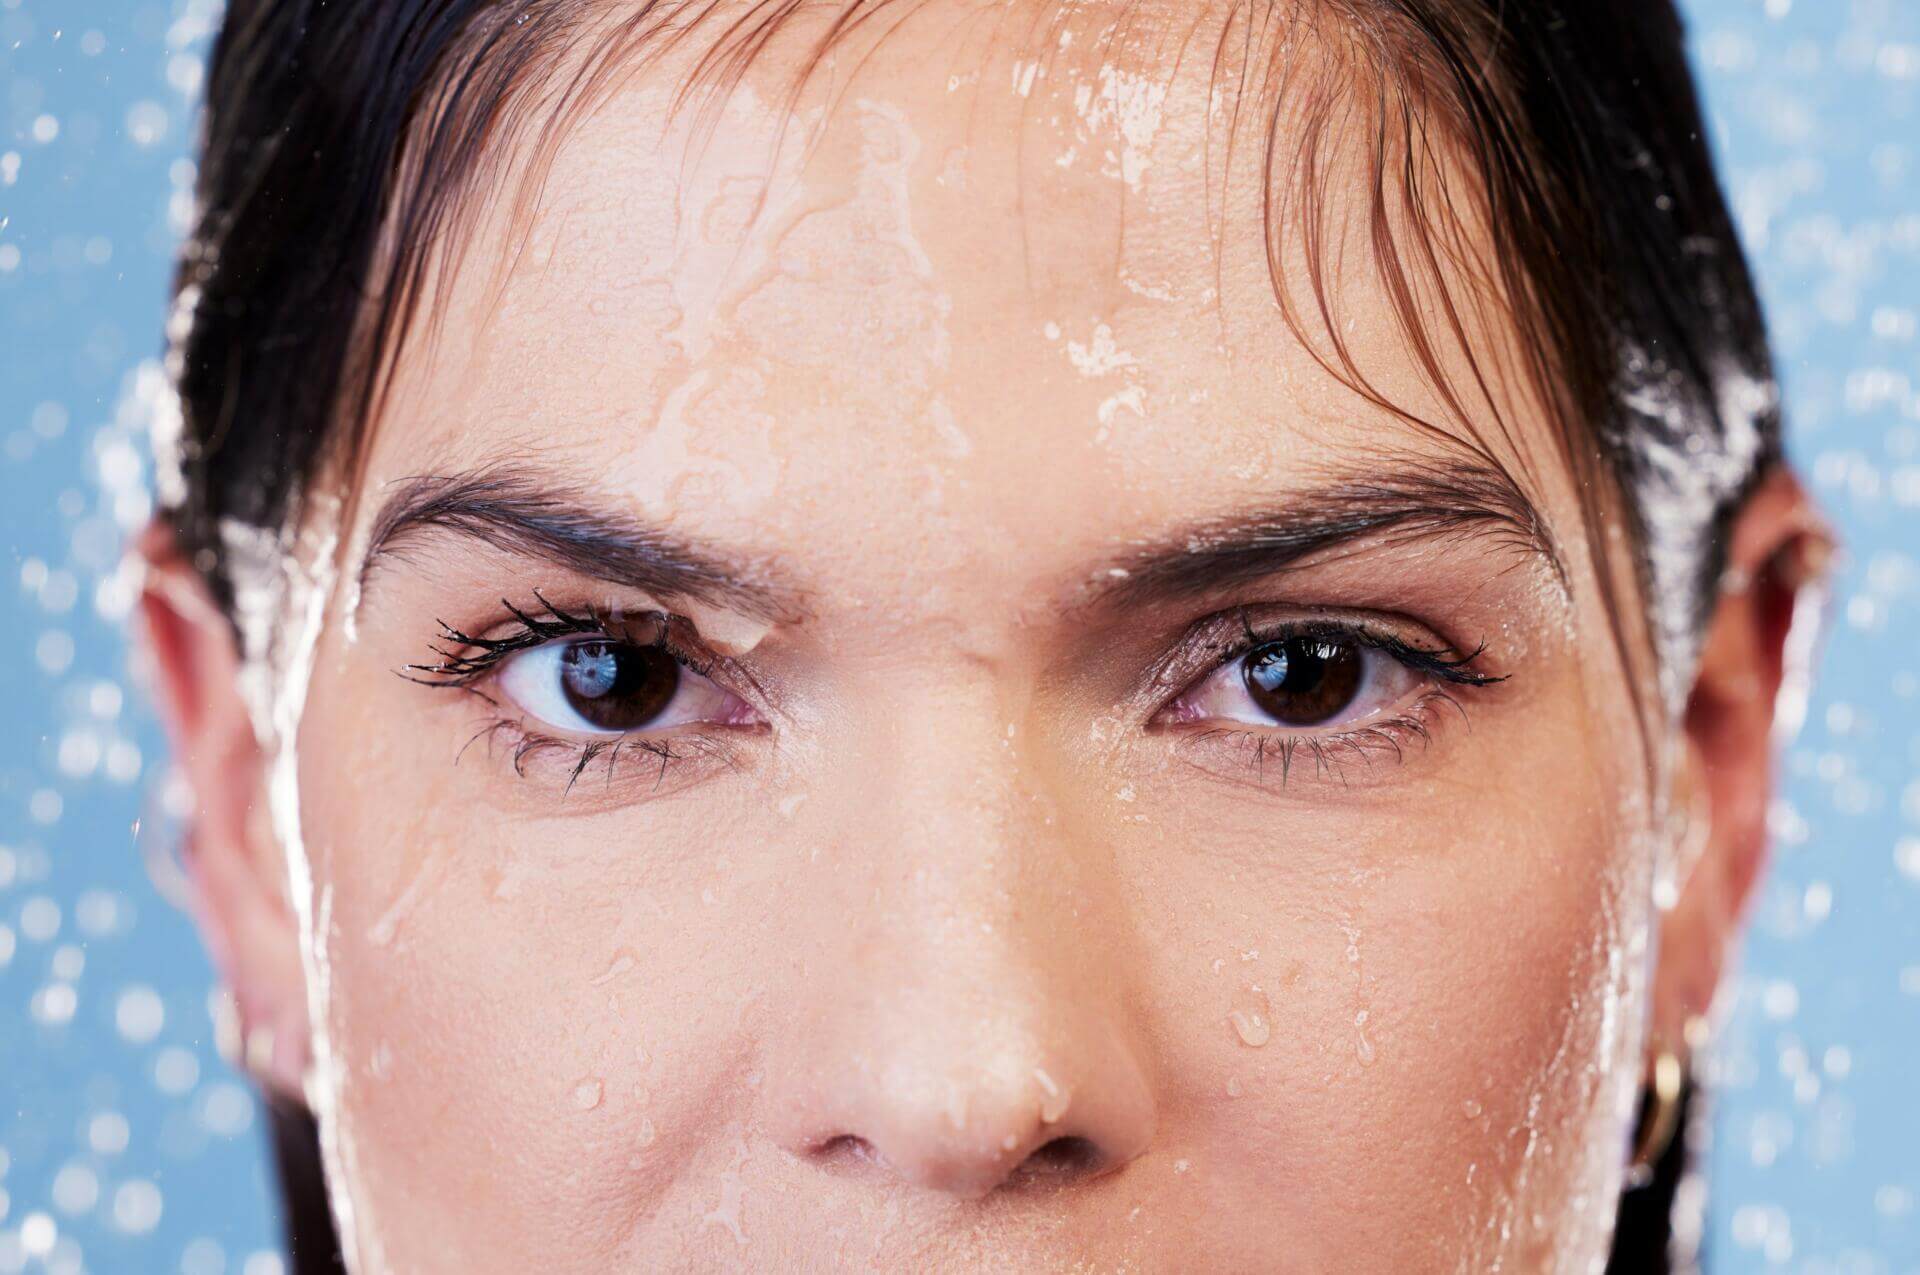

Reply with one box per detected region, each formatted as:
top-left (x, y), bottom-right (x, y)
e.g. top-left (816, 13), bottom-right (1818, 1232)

top-left (765, 688), bottom-right (1157, 1198)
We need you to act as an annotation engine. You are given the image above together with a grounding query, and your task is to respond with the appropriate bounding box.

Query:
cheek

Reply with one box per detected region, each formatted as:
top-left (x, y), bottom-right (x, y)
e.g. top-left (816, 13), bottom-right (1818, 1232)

top-left (1108, 751), bottom-right (1652, 1263)
top-left (292, 673), bottom-right (802, 1265)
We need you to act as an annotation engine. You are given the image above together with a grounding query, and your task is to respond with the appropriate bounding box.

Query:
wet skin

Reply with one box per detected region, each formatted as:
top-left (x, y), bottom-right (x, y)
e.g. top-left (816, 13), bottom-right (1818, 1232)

top-left (142, 2), bottom-right (1814, 1270)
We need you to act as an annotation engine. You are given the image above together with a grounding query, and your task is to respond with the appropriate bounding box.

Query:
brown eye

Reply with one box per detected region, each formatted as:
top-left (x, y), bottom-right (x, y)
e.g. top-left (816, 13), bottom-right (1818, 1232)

top-left (558, 641), bottom-right (679, 731)
top-left (495, 631), bottom-right (757, 741)
top-left (1242, 638), bottom-right (1363, 725)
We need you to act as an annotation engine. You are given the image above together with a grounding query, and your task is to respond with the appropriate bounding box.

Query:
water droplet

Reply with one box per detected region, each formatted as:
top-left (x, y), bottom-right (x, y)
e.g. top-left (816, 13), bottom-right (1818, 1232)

top-left (368, 847), bottom-right (446, 948)
top-left (573, 1078), bottom-right (603, 1110)
top-left (1173, 1157), bottom-right (1191, 1174)
top-left (1354, 1009), bottom-right (1375, 1065)
top-left (1228, 985), bottom-right (1271, 1047)
top-left (589, 950), bottom-right (637, 986)
top-left (1462, 1098), bottom-right (1483, 1120)
top-left (1225, 1075), bottom-right (1243, 1098)
top-left (637, 1118), bottom-right (657, 1147)
top-left (1034, 1066), bottom-right (1072, 1123)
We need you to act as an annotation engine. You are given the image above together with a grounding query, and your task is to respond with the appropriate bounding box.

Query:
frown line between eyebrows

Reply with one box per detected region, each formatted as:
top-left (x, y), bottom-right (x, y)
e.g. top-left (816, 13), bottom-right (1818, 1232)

top-left (356, 466), bottom-right (808, 623)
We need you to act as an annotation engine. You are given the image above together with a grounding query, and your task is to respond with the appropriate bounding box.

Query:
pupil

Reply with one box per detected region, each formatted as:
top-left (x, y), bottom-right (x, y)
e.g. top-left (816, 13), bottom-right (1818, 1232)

top-left (1243, 638), bottom-right (1363, 725)
top-left (559, 641), bottom-right (678, 730)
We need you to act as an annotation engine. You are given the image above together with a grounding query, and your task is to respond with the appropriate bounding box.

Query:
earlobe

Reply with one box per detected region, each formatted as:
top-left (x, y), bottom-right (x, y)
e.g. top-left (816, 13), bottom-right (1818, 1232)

top-left (134, 521), bottom-right (314, 1101)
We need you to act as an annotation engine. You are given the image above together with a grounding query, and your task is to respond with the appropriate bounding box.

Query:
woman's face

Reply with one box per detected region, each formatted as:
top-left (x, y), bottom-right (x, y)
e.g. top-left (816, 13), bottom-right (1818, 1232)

top-left (235, 13), bottom-right (1681, 1272)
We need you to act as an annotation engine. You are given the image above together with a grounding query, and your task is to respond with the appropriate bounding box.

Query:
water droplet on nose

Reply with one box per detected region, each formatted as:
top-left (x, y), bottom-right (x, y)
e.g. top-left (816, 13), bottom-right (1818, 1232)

top-left (1228, 986), bottom-right (1272, 1047)
top-left (1354, 1009), bottom-right (1375, 1065)
top-left (1002, 1132), bottom-right (1020, 1152)
top-left (1462, 1098), bottom-right (1483, 1120)
top-left (638, 1117), bottom-right (657, 1147)
top-left (1034, 1067), bottom-right (1072, 1123)
top-left (573, 1078), bottom-right (604, 1110)
top-left (1173, 1158), bottom-right (1191, 1174)
top-left (1224, 1075), bottom-right (1243, 1098)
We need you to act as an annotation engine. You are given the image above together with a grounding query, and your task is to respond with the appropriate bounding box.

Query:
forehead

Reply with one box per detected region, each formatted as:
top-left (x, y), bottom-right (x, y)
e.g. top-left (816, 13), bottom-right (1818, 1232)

top-left (361, 0), bottom-right (1556, 601)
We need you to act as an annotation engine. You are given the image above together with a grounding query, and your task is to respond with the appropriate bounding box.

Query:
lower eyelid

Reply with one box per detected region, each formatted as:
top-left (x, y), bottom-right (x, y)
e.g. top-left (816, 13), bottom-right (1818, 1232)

top-left (1164, 689), bottom-right (1474, 787)
top-left (463, 712), bottom-right (752, 797)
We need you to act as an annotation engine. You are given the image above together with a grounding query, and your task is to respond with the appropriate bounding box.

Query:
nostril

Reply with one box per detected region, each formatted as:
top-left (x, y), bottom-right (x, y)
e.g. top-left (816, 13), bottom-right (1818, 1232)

top-left (812, 1133), bottom-right (883, 1169)
top-left (1015, 1135), bottom-right (1105, 1181)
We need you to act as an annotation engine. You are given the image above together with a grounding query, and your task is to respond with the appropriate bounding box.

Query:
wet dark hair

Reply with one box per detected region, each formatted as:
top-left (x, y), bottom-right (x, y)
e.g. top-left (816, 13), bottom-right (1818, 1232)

top-left (170, 1), bottom-right (1776, 1270)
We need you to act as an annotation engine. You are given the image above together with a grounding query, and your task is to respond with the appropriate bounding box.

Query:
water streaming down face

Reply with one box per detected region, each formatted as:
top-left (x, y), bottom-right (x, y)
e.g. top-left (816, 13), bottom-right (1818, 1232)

top-left (171, 2), bottom-right (1749, 1271)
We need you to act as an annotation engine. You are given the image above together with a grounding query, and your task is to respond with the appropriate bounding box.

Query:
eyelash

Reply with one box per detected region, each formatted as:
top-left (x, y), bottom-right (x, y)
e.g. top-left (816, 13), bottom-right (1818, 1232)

top-left (402, 599), bottom-right (1507, 793)
top-left (1152, 610), bottom-right (1506, 786)
top-left (401, 594), bottom-right (735, 792)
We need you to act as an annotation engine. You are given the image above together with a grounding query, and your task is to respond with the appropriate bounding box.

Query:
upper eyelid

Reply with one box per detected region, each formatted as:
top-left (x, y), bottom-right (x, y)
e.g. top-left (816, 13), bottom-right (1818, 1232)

top-left (401, 611), bottom-right (606, 686)
top-left (410, 596), bottom-right (1502, 717)
top-left (1171, 609), bottom-right (1497, 680)
top-left (400, 597), bottom-right (696, 687)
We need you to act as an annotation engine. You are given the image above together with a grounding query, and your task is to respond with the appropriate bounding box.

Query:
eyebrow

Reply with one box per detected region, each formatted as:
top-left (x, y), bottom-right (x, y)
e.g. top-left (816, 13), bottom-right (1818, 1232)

top-left (1078, 457), bottom-right (1562, 610)
top-left (359, 467), bottom-right (805, 622)
top-left (360, 455), bottom-right (1557, 621)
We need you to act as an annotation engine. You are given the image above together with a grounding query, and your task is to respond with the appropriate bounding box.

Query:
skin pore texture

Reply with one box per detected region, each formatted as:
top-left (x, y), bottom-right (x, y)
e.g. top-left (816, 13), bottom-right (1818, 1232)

top-left (139, 2), bottom-right (1820, 1271)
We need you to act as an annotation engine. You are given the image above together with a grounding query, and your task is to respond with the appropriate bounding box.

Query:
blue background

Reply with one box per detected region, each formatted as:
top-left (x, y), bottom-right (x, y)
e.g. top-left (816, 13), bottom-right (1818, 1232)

top-left (0, 0), bottom-right (1914, 1271)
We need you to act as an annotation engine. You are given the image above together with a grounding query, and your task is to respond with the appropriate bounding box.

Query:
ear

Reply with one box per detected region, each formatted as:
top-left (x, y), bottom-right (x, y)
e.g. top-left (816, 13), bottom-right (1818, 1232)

top-left (1650, 466), bottom-right (1830, 1052)
top-left (134, 521), bottom-right (312, 1099)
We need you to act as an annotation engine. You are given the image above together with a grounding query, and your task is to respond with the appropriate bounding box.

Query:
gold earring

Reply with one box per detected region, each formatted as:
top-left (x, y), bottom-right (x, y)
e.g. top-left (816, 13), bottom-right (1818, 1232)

top-left (1627, 1016), bottom-right (1704, 1188)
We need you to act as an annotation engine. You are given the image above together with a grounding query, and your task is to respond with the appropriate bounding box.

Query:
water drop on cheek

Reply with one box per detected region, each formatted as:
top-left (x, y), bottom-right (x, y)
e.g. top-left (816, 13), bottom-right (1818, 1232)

top-left (573, 1078), bottom-right (604, 1111)
top-left (590, 950), bottom-right (637, 986)
top-left (1228, 985), bottom-right (1272, 1048)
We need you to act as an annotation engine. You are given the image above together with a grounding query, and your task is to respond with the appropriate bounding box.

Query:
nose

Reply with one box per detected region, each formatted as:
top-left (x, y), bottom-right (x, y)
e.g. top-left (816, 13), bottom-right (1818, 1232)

top-left (760, 748), bottom-right (1152, 1198)
top-left (784, 1011), bottom-right (1158, 1199)
top-left (765, 753), bottom-right (1157, 1199)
